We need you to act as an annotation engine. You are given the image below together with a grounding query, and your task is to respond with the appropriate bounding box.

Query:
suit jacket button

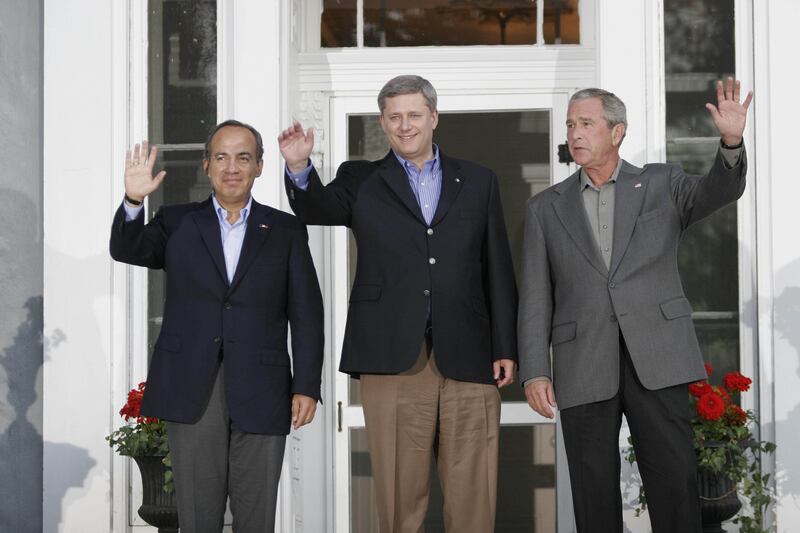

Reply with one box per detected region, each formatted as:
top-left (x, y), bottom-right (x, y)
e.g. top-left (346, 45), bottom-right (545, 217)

top-left (213, 336), bottom-right (222, 343)
top-left (224, 302), bottom-right (232, 310)
top-left (423, 289), bottom-right (431, 296)
top-left (610, 315), bottom-right (618, 322)
top-left (427, 228), bottom-right (434, 236)
top-left (609, 282), bottom-right (616, 288)
top-left (429, 257), bottom-right (436, 265)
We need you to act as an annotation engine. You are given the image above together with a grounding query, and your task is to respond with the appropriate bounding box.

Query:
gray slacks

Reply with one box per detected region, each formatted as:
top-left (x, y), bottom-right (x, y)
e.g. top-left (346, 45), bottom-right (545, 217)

top-left (167, 363), bottom-right (286, 533)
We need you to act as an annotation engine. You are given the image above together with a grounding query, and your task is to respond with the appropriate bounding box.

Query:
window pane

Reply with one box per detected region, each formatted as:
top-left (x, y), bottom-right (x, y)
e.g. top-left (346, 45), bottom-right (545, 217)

top-left (149, 0), bottom-right (217, 144)
top-left (322, 0), bottom-right (357, 47)
top-left (350, 425), bottom-right (556, 532)
top-left (664, 0), bottom-right (739, 378)
top-left (345, 110), bottom-right (551, 404)
top-left (358, 0), bottom-right (578, 47)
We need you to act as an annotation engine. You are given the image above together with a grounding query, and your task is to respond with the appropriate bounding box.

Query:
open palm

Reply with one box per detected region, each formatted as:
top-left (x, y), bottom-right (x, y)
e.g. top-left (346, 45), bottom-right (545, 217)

top-left (125, 141), bottom-right (166, 202)
top-left (705, 77), bottom-right (753, 146)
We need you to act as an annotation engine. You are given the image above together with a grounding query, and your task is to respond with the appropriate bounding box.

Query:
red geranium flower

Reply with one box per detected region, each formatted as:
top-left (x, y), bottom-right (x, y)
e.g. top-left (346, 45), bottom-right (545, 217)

top-left (713, 385), bottom-right (731, 405)
top-left (688, 381), bottom-right (712, 398)
top-left (724, 404), bottom-right (748, 426)
top-left (119, 382), bottom-right (157, 425)
top-left (704, 362), bottom-right (713, 377)
top-left (724, 371), bottom-right (752, 393)
top-left (696, 392), bottom-right (726, 421)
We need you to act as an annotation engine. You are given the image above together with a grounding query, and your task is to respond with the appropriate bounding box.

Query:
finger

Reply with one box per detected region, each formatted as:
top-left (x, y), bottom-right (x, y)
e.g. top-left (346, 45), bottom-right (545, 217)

top-left (536, 389), bottom-right (554, 418)
top-left (546, 384), bottom-right (556, 408)
top-left (125, 149), bottom-right (132, 169)
top-left (725, 76), bottom-right (734, 101)
top-left (132, 143), bottom-right (141, 164)
top-left (141, 141), bottom-right (149, 163)
top-left (732, 79), bottom-right (741, 102)
top-left (705, 102), bottom-right (720, 121)
top-left (152, 170), bottom-right (167, 188)
top-left (742, 90), bottom-right (753, 110)
top-left (147, 145), bottom-right (159, 170)
top-left (716, 79), bottom-right (724, 104)
top-left (493, 361), bottom-right (500, 380)
top-left (291, 398), bottom-right (299, 426)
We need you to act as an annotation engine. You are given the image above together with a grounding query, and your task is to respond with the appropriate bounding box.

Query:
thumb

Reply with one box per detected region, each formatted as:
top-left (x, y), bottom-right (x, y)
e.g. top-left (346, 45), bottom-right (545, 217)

top-left (291, 397), bottom-right (299, 423)
top-left (705, 103), bottom-right (720, 120)
top-left (547, 384), bottom-right (556, 407)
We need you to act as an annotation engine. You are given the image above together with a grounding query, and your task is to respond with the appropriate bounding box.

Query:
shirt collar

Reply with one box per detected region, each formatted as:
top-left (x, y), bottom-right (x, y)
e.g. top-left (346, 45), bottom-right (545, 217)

top-left (212, 193), bottom-right (253, 224)
top-left (580, 158), bottom-right (623, 191)
top-left (393, 144), bottom-right (441, 175)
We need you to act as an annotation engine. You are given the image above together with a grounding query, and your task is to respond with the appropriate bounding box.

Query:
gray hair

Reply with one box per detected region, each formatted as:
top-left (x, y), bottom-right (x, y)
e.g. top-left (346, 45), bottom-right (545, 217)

top-left (570, 88), bottom-right (627, 129)
top-left (378, 75), bottom-right (438, 113)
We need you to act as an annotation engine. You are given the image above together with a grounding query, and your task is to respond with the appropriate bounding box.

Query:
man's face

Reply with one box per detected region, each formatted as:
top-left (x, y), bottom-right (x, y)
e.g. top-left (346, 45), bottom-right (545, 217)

top-left (379, 92), bottom-right (438, 166)
top-left (203, 126), bottom-right (263, 207)
top-left (566, 97), bottom-right (624, 169)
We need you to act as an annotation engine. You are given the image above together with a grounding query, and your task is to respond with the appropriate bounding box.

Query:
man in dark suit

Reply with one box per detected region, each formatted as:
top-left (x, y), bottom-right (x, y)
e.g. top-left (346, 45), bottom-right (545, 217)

top-left (278, 75), bottom-right (517, 532)
top-left (518, 78), bottom-right (752, 532)
top-left (110, 120), bottom-right (324, 533)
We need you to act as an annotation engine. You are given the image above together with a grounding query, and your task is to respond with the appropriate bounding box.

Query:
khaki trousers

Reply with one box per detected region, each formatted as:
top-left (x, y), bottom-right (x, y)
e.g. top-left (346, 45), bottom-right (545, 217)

top-left (360, 341), bottom-right (501, 533)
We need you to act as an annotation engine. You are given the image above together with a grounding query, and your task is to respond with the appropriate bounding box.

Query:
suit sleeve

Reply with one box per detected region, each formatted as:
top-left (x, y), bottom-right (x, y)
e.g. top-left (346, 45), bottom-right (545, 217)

top-left (286, 226), bottom-right (325, 401)
top-left (109, 202), bottom-right (168, 269)
top-left (284, 163), bottom-right (360, 227)
top-left (483, 172), bottom-right (519, 362)
top-left (517, 200), bottom-right (554, 382)
top-left (671, 146), bottom-right (747, 230)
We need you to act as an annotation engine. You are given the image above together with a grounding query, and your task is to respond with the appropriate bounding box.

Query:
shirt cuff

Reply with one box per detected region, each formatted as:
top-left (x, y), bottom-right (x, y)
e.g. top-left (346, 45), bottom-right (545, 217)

top-left (286, 161), bottom-right (313, 191)
top-left (523, 376), bottom-right (551, 388)
top-left (720, 144), bottom-right (743, 169)
top-left (123, 201), bottom-right (144, 222)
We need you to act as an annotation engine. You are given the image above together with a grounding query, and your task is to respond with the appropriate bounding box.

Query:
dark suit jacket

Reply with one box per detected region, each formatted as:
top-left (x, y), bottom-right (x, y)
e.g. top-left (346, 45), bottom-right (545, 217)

top-left (285, 151), bottom-right (517, 384)
top-left (110, 197), bottom-right (324, 435)
top-left (518, 149), bottom-right (747, 410)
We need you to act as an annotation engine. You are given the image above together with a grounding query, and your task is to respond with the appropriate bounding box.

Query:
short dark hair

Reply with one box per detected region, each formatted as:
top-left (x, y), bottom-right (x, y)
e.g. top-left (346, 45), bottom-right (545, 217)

top-left (378, 75), bottom-right (438, 113)
top-left (204, 119), bottom-right (264, 161)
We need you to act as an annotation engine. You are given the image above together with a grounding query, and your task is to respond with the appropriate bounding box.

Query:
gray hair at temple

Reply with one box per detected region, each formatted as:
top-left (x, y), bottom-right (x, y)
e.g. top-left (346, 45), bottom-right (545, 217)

top-left (378, 75), bottom-right (438, 113)
top-left (569, 88), bottom-right (627, 130)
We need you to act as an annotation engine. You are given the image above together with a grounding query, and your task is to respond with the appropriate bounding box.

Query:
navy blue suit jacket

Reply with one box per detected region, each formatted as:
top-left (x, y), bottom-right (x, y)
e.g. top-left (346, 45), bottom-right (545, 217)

top-left (110, 197), bottom-right (324, 435)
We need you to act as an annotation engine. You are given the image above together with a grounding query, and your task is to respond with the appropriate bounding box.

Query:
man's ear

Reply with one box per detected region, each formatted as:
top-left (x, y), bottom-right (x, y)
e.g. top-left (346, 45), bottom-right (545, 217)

top-left (202, 159), bottom-right (209, 175)
top-left (612, 123), bottom-right (626, 146)
top-left (431, 109), bottom-right (439, 130)
top-left (256, 159), bottom-right (264, 177)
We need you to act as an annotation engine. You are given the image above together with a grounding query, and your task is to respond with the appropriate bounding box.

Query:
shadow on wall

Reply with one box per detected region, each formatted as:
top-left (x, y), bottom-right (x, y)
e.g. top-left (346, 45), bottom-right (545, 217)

top-left (0, 297), bottom-right (94, 532)
top-left (773, 258), bottom-right (800, 511)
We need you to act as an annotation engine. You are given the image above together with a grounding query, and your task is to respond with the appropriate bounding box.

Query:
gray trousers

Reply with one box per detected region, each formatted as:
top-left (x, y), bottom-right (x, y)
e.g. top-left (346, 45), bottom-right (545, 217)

top-left (167, 364), bottom-right (287, 533)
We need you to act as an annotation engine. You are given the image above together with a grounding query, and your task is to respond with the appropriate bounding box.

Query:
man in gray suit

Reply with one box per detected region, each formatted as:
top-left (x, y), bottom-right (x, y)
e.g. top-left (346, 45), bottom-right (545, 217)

top-left (518, 77), bottom-right (752, 532)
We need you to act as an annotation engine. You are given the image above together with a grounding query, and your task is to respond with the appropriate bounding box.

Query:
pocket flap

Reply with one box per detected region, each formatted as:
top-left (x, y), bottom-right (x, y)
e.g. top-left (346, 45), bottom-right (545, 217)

top-left (551, 322), bottom-right (577, 346)
top-left (660, 297), bottom-right (692, 320)
top-left (261, 349), bottom-right (290, 367)
top-left (349, 284), bottom-right (381, 302)
top-left (154, 334), bottom-right (181, 353)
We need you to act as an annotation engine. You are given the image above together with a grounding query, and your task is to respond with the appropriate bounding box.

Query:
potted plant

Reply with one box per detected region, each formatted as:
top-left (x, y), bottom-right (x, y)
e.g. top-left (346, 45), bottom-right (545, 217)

top-left (107, 382), bottom-right (179, 533)
top-left (626, 363), bottom-right (776, 533)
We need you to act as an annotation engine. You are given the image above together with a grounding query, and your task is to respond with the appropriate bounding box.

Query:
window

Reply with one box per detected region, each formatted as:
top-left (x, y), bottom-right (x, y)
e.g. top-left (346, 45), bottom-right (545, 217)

top-left (664, 0), bottom-right (740, 379)
top-left (146, 0), bottom-right (217, 354)
top-left (321, 0), bottom-right (580, 47)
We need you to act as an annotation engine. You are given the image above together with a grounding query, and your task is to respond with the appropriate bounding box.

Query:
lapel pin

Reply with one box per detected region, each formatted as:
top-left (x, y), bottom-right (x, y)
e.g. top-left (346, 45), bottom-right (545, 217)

top-left (455, 178), bottom-right (461, 183)
top-left (259, 224), bottom-right (270, 230)
top-left (634, 183), bottom-right (642, 188)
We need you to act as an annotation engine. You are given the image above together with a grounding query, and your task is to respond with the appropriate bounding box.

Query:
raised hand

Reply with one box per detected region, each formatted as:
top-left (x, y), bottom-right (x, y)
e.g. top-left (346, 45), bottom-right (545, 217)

top-left (705, 77), bottom-right (753, 147)
top-left (125, 141), bottom-right (166, 203)
top-left (278, 122), bottom-right (315, 174)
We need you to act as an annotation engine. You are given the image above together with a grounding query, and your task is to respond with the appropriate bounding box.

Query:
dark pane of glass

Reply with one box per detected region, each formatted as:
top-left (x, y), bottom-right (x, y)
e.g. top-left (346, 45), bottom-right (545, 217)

top-left (345, 111), bottom-right (551, 403)
top-left (350, 425), bottom-right (556, 532)
top-left (146, 149), bottom-right (210, 354)
top-left (149, 0), bottom-right (217, 144)
top-left (665, 0), bottom-right (739, 375)
top-left (363, 0), bottom-right (579, 47)
top-left (322, 0), bottom-right (357, 47)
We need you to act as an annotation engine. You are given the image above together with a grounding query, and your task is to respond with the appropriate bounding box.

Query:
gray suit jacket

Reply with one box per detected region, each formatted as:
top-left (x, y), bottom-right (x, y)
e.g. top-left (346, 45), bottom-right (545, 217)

top-left (518, 148), bottom-right (747, 410)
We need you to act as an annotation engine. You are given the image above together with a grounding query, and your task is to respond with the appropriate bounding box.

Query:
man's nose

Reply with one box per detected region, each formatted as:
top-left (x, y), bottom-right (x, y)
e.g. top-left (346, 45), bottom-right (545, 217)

top-left (399, 117), bottom-right (411, 130)
top-left (226, 158), bottom-right (238, 171)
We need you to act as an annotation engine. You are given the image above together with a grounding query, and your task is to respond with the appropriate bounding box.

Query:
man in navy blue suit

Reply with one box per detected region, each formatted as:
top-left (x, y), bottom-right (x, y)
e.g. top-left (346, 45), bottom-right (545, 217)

top-left (110, 120), bottom-right (324, 533)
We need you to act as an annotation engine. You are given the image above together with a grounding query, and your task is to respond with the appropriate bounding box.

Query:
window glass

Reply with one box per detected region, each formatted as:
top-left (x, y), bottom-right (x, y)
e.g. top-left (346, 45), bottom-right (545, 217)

top-left (321, 0), bottom-right (579, 48)
top-left (664, 0), bottom-right (739, 379)
top-left (147, 0), bottom-right (217, 355)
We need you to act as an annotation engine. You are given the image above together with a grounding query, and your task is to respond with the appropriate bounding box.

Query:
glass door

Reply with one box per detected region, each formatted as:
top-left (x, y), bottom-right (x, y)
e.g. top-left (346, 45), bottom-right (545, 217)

top-left (330, 93), bottom-right (574, 532)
